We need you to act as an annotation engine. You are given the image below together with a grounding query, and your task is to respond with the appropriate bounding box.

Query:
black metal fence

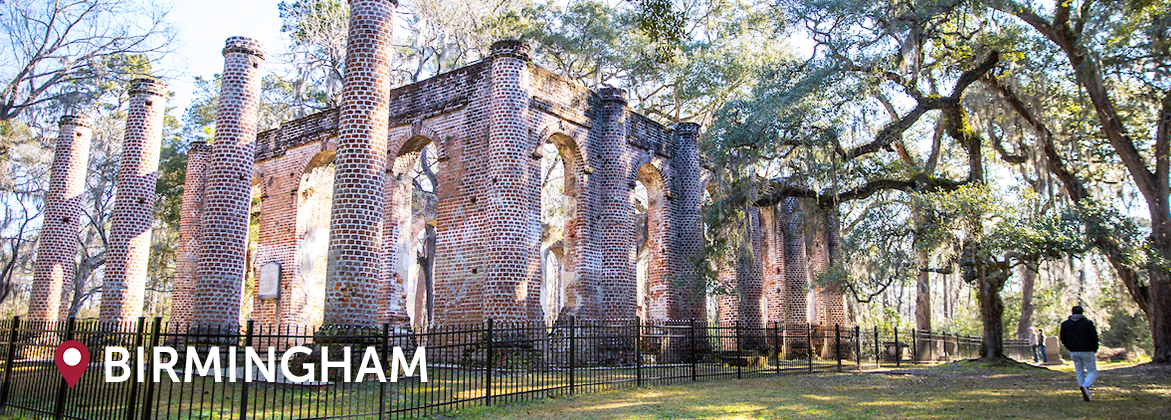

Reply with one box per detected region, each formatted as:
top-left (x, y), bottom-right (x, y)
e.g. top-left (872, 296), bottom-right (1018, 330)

top-left (0, 316), bottom-right (1029, 420)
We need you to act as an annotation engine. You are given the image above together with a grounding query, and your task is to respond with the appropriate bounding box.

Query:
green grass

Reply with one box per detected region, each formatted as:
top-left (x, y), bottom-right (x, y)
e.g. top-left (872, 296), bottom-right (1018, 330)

top-left (437, 361), bottom-right (1171, 419)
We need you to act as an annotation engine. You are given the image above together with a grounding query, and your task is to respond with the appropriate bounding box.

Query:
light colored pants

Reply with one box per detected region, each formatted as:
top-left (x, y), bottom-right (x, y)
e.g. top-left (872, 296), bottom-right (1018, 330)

top-left (1069, 351), bottom-right (1097, 388)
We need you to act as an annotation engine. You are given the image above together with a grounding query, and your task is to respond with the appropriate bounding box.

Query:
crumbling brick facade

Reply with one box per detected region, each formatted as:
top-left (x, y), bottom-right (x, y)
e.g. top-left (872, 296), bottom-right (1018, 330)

top-left (32, 34), bottom-right (850, 333)
top-left (28, 115), bottom-right (93, 323)
top-left (233, 39), bottom-right (709, 329)
top-left (100, 78), bottom-right (168, 324)
top-left (159, 5), bottom-right (847, 331)
top-left (715, 196), bottom-right (851, 342)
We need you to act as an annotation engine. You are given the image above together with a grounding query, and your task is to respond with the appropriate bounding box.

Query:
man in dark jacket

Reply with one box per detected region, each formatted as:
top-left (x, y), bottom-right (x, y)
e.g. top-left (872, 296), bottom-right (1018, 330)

top-left (1059, 305), bottom-right (1099, 401)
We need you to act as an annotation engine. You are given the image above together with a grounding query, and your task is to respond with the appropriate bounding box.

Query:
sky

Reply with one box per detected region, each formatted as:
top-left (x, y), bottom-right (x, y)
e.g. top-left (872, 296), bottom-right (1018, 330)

top-left (157, 0), bottom-right (288, 113)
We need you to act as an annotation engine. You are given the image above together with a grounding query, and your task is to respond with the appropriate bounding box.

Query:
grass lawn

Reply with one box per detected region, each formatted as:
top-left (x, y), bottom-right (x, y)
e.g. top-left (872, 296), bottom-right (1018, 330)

top-left (438, 361), bottom-right (1171, 419)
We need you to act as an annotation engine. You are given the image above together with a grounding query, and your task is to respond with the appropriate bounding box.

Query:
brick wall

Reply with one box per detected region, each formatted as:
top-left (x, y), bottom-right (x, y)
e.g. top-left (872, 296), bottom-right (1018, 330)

top-left (233, 43), bottom-right (710, 328)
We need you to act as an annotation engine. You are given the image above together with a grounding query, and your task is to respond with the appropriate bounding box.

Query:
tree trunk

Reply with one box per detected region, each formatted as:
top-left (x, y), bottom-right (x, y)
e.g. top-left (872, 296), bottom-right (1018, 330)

top-left (915, 249), bottom-right (930, 331)
top-left (978, 270), bottom-right (1007, 360)
top-left (1150, 214), bottom-right (1171, 363)
top-left (1016, 265), bottom-right (1036, 339)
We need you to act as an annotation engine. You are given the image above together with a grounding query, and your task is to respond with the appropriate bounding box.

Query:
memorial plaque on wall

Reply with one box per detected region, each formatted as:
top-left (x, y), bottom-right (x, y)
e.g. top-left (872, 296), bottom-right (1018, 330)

top-left (259, 262), bottom-right (282, 299)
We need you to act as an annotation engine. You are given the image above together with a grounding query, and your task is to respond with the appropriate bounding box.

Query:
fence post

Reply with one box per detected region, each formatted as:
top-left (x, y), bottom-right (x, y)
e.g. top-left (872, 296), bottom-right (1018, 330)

top-left (568, 316), bottom-right (576, 395)
top-left (854, 326), bottom-right (861, 371)
top-left (124, 317), bottom-right (146, 420)
top-left (873, 326), bottom-right (879, 368)
top-left (688, 319), bottom-right (697, 382)
top-left (239, 320), bottom-right (255, 420)
top-left (53, 317), bottom-right (77, 420)
top-left (139, 317), bottom-right (162, 420)
top-left (735, 320), bottom-right (742, 380)
top-left (635, 318), bottom-right (643, 387)
top-left (378, 323), bottom-right (389, 420)
top-left (911, 328), bottom-right (918, 364)
top-left (894, 326), bottom-right (900, 367)
top-left (484, 318), bottom-right (493, 407)
top-left (806, 324), bottom-right (812, 373)
top-left (773, 322), bottom-right (780, 376)
top-left (0, 316), bottom-right (20, 413)
top-left (835, 324), bottom-right (841, 372)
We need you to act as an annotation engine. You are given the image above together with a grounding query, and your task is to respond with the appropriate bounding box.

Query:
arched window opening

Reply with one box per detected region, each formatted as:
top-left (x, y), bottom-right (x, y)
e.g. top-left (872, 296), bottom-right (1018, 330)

top-left (634, 163), bottom-right (666, 320)
top-left (540, 142), bottom-right (567, 326)
top-left (539, 135), bottom-right (580, 325)
top-left (633, 180), bottom-right (649, 320)
top-left (294, 150), bottom-right (336, 328)
top-left (394, 141), bottom-right (442, 330)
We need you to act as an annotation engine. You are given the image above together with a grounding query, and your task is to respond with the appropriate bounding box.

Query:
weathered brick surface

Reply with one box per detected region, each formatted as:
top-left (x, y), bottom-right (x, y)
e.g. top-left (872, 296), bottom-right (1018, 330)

top-left (237, 40), bottom-right (710, 327)
top-left (322, 0), bottom-right (398, 327)
top-left (171, 140), bottom-right (208, 327)
top-left (666, 123), bottom-right (704, 320)
top-left (194, 37), bottom-right (265, 330)
top-left (28, 115), bottom-right (93, 323)
top-left (101, 78), bottom-right (168, 323)
top-left (183, 23), bottom-right (850, 330)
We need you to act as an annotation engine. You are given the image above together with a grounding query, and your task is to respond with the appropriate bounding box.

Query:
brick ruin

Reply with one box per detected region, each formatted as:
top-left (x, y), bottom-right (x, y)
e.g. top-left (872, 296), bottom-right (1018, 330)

top-left (30, 0), bottom-right (849, 331)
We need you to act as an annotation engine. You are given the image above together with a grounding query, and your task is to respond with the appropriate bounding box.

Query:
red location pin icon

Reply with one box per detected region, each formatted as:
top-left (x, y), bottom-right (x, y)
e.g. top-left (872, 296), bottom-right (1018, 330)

top-left (54, 340), bottom-right (89, 388)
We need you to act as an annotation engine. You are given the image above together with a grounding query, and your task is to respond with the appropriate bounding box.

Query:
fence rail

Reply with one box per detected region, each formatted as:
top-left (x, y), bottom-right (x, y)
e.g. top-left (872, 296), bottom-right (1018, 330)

top-left (0, 316), bottom-right (1029, 420)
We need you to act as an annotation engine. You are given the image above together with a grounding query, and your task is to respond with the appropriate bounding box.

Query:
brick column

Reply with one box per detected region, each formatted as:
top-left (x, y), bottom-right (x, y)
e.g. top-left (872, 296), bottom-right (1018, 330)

top-left (171, 140), bottom-right (209, 327)
top-left (668, 122), bottom-right (704, 320)
top-left (100, 78), bottom-right (168, 323)
top-left (475, 39), bottom-right (538, 325)
top-left (195, 37), bottom-right (265, 330)
top-left (323, 0), bottom-right (397, 327)
top-left (591, 87), bottom-right (636, 320)
top-left (481, 39), bottom-right (538, 324)
top-left (781, 197), bottom-right (809, 326)
top-left (28, 115), bottom-right (93, 323)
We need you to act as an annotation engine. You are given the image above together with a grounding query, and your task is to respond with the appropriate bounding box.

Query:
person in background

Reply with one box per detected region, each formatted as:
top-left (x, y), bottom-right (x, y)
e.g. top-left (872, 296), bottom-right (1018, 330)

top-left (1060, 305), bottom-right (1099, 402)
top-left (1036, 328), bottom-right (1048, 364)
top-left (1028, 327), bottom-right (1040, 363)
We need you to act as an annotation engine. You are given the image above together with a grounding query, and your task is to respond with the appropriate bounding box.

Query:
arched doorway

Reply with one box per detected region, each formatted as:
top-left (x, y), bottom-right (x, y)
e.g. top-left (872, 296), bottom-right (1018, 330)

top-left (292, 150), bottom-right (335, 327)
top-left (634, 163), bottom-right (666, 320)
top-left (539, 133), bottom-right (582, 325)
top-left (390, 137), bottom-right (444, 330)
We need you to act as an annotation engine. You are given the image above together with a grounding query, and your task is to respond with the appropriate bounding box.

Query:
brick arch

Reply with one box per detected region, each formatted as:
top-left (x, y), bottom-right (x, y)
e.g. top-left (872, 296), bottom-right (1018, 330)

top-left (533, 123), bottom-right (590, 171)
top-left (304, 150), bottom-right (336, 173)
top-left (628, 155), bottom-right (667, 191)
top-left (390, 123), bottom-right (451, 163)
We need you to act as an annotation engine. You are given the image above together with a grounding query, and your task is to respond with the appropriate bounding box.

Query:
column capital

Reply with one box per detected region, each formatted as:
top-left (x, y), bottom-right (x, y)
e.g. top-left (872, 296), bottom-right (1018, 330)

top-left (598, 87), bottom-right (627, 104)
top-left (222, 36), bottom-right (265, 60)
top-left (129, 77), bottom-right (168, 97)
top-left (58, 114), bottom-right (92, 129)
top-left (673, 122), bottom-right (701, 136)
top-left (490, 39), bottom-right (531, 60)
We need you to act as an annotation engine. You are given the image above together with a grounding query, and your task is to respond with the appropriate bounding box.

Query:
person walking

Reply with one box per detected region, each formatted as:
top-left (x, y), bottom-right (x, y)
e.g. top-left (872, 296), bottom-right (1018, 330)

top-left (1036, 328), bottom-right (1048, 364)
top-left (1059, 305), bottom-right (1099, 401)
top-left (1028, 327), bottom-right (1040, 363)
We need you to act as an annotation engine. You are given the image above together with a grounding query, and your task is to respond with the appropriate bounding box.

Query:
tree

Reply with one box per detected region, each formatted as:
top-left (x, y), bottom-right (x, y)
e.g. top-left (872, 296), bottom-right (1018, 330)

top-left (0, 0), bottom-right (174, 121)
top-left (985, 0), bottom-right (1171, 363)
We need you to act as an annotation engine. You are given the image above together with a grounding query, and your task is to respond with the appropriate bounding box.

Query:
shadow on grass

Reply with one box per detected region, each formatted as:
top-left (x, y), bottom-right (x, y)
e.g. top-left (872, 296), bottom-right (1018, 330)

top-left (443, 361), bottom-right (1171, 419)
